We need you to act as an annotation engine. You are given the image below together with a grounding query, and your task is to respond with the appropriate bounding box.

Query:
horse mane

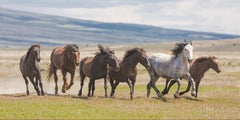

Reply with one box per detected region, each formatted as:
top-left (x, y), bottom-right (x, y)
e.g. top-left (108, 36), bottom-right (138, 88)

top-left (95, 44), bottom-right (115, 56)
top-left (64, 44), bottom-right (79, 53)
top-left (171, 42), bottom-right (189, 58)
top-left (193, 56), bottom-right (209, 63)
top-left (25, 44), bottom-right (40, 60)
top-left (123, 48), bottom-right (145, 59)
top-left (193, 56), bottom-right (217, 63)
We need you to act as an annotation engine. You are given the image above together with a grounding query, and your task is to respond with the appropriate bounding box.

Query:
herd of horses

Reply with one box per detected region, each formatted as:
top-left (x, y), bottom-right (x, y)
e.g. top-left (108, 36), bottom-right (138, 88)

top-left (19, 41), bottom-right (221, 99)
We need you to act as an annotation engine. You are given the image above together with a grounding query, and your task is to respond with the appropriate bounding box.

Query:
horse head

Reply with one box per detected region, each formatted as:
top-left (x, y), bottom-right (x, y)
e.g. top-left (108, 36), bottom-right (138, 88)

top-left (27, 44), bottom-right (40, 62)
top-left (98, 44), bottom-right (120, 71)
top-left (136, 48), bottom-right (151, 69)
top-left (65, 44), bottom-right (80, 66)
top-left (183, 42), bottom-right (194, 63)
top-left (209, 56), bottom-right (221, 73)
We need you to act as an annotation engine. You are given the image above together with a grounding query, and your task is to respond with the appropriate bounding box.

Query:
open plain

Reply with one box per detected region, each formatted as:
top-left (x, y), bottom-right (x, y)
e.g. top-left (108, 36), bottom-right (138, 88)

top-left (0, 39), bottom-right (239, 119)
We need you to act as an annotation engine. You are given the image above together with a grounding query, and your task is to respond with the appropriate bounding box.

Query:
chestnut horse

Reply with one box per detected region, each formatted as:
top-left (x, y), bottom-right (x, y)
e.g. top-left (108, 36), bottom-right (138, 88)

top-left (47, 44), bottom-right (80, 94)
top-left (78, 44), bottom-right (120, 97)
top-left (109, 48), bottom-right (151, 99)
top-left (20, 44), bottom-right (44, 95)
top-left (162, 56), bottom-right (221, 98)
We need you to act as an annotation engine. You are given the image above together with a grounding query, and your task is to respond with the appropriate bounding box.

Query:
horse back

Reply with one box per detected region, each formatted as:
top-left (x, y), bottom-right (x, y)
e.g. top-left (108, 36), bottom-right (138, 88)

top-left (50, 47), bottom-right (64, 69)
top-left (80, 57), bottom-right (93, 77)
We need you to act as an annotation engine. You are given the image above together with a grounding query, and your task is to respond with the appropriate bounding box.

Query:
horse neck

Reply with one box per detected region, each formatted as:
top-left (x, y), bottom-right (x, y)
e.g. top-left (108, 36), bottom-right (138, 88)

top-left (25, 53), bottom-right (37, 68)
top-left (191, 60), bottom-right (211, 76)
top-left (63, 52), bottom-right (75, 67)
top-left (122, 55), bottom-right (138, 71)
top-left (177, 52), bottom-right (189, 66)
top-left (93, 55), bottom-right (108, 70)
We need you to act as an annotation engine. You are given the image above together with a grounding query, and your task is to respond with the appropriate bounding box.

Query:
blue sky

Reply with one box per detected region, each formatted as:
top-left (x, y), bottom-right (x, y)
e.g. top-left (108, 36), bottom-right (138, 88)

top-left (1, 0), bottom-right (240, 35)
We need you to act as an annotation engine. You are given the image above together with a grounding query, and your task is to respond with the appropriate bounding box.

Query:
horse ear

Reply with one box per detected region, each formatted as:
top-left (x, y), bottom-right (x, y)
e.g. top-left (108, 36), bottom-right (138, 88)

top-left (97, 44), bottom-right (105, 53)
top-left (189, 40), bottom-right (192, 45)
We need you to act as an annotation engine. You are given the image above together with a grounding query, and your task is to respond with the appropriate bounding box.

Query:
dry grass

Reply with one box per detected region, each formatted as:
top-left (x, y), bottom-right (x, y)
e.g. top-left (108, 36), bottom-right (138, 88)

top-left (0, 39), bottom-right (239, 119)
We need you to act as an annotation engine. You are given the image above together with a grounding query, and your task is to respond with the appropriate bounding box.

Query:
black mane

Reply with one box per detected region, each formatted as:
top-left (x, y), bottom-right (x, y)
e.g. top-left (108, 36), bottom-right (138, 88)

top-left (95, 44), bottom-right (115, 56)
top-left (171, 42), bottom-right (188, 58)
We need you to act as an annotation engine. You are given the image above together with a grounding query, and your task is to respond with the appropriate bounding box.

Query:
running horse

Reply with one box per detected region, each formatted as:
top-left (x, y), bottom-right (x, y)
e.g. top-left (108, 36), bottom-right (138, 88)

top-left (109, 48), bottom-right (151, 99)
top-left (78, 44), bottom-right (120, 97)
top-left (162, 56), bottom-right (221, 98)
top-left (20, 44), bottom-right (44, 95)
top-left (147, 41), bottom-right (196, 98)
top-left (47, 44), bottom-right (80, 94)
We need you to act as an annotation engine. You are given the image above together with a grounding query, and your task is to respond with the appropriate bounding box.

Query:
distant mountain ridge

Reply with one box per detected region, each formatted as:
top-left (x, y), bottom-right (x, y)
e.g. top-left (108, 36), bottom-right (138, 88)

top-left (0, 7), bottom-right (239, 48)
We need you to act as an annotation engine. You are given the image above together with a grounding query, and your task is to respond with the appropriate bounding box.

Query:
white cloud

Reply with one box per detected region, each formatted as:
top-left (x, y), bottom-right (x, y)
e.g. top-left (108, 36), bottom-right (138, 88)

top-left (0, 0), bottom-right (240, 34)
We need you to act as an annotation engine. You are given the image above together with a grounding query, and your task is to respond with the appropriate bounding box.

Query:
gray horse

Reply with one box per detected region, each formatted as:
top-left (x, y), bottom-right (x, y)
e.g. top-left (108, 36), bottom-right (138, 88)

top-left (20, 44), bottom-right (44, 95)
top-left (146, 41), bottom-right (196, 98)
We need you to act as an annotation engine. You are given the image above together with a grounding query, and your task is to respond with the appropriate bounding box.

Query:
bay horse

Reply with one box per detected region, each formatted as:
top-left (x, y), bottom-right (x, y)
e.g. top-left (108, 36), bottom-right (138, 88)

top-left (78, 44), bottom-right (120, 97)
top-left (162, 56), bottom-right (221, 98)
top-left (47, 44), bottom-right (80, 94)
top-left (20, 44), bottom-right (44, 95)
top-left (109, 48), bottom-right (151, 99)
top-left (147, 41), bottom-right (196, 98)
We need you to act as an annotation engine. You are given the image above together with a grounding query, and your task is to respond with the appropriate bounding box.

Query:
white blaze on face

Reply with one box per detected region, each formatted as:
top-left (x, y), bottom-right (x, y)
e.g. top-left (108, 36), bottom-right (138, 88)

top-left (184, 44), bottom-right (193, 60)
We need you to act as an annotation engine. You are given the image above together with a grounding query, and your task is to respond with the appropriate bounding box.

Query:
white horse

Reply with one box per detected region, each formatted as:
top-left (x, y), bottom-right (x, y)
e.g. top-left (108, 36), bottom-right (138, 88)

top-left (146, 41), bottom-right (196, 98)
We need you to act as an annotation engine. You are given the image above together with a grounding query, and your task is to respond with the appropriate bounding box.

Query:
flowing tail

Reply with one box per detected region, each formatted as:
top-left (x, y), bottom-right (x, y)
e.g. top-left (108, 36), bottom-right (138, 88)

top-left (47, 63), bottom-right (54, 82)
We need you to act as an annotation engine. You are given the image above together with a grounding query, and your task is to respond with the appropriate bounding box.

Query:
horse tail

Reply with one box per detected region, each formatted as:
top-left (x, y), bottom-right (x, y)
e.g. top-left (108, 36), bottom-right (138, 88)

top-left (47, 63), bottom-right (54, 82)
top-left (47, 48), bottom-right (56, 82)
top-left (79, 59), bottom-right (84, 75)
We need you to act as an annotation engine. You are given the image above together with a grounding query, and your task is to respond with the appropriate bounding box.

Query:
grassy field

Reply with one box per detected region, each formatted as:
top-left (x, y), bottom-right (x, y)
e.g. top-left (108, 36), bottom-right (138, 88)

top-left (0, 39), bottom-right (240, 119)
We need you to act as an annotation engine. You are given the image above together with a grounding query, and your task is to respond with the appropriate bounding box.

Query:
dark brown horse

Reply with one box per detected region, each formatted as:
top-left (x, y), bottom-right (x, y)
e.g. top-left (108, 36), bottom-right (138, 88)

top-left (109, 48), bottom-right (151, 99)
top-left (78, 44), bottom-right (120, 97)
top-left (47, 44), bottom-right (80, 94)
top-left (20, 44), bottom-right (44, 95)
top-left (162, 56), bottom-right (221, 98)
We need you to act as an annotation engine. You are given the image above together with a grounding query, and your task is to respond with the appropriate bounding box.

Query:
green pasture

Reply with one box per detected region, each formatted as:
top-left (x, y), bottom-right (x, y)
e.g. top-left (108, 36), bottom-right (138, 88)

top-left (0, 85), bottom-right (239, 119)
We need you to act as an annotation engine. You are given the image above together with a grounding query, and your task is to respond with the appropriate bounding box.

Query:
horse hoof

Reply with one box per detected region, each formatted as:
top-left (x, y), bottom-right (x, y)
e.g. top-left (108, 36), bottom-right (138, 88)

top-left (62, 89), bottom-right (66, 93)
top-left (157, 92), bottom-right (163, 98)
top-left (174, 93), bottom-right (180, 99)
top-left (191, 93), bottom-right (196, 97)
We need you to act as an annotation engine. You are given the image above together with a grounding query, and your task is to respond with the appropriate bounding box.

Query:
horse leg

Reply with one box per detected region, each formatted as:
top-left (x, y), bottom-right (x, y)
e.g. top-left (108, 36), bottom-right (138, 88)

top-left (61, 71), bottom-right (67, 93)
top-left (147, 76), bottom-right (161, 98)
top-left (37, 74), bottom-right (45, 95)
top-left (164, 80), bottom-right (177, 95)
top-left (162, 79), bottom-right (170, 95)
top-left (88, 78), bottom-right (93, 97)
top-left (179, 81), bottom-right (191, 96)
top-left (195, 81), bottom-right (200, 98)
top-left (111, 81), bottom-right (119, 97)
top-left (23, 76), bottom-right (29, 95)
top-left (53, 69), bottom-right (58, 95)
top-left (91, 80), bottom-right (96, 96)
top-left (78, 73), bottom-right (86, 96)
top-left (185, 73), bottom-right (196, 97)
top-left (66, 72), bottom-right (75, 90)
top-left (130, 78), bottom-right (136, 99)
top-left (126, 79), bottom-right (133, 99)
top-left (104, 77), bottom-right (108, 97)
top-left (109, 76), bottom-right (114, 97)
top-left (173, 74), bottom-right (181, 98)
top-left (29, 77), bottom-right (40, 95)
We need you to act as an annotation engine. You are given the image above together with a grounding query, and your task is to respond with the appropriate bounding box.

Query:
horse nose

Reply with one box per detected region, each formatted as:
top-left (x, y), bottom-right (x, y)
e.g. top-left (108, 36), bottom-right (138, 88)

top-left (217, 69), bottom-right (221, 73)
top-left (115, 66), bottom-right (120, 71)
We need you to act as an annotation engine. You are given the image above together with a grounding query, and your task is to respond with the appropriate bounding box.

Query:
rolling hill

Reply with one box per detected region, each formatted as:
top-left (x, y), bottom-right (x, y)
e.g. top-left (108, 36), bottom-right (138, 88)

top-left (0, 7), bottom-right (239, 48)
